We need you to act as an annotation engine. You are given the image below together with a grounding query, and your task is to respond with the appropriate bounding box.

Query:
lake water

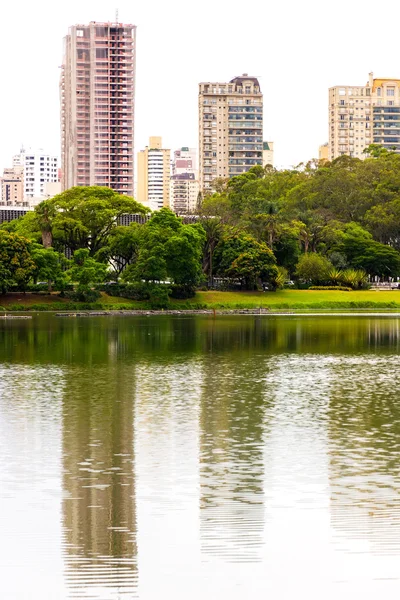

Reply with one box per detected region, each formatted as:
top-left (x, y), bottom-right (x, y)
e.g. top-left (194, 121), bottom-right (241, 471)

top-left (1, 314), bottom-right (400, 599)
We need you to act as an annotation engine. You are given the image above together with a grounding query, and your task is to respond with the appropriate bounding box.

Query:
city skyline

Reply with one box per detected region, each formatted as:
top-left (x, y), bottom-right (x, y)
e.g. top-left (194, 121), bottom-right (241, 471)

top-left (1, 1), bottom-right (400, 178)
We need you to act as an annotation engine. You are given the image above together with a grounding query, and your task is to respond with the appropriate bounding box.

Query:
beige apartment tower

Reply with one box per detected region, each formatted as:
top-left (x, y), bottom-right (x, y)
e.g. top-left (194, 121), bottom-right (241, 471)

top-left (198, 75), bottom-right (263, 191)
top-left (60, 21), bottom-right (136, 195)
top-left (137, 137), bottom-right (170, 211)
top-left (329, 72), bottom-right (400, 160)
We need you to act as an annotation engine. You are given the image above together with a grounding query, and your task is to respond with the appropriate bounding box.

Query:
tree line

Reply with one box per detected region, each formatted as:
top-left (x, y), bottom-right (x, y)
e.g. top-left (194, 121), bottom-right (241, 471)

top-left (2, 145), bottom-right (400, 303)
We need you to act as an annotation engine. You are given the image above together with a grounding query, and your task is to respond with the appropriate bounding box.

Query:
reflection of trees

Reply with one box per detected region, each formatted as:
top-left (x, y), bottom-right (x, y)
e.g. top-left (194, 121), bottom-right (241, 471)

top-left (2, 315), bottom-right (400, 366)
top-left (199, 337), bottom-right (271, 562)
top-left (327, 354), bottom-right (400, 553)
top-left (62, 361), bottom-right (138, 597)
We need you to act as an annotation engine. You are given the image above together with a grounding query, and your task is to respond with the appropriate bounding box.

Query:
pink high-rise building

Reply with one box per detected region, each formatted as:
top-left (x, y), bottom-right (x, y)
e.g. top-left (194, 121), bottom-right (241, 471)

top-left (60, 21), bottom-right (136, 195)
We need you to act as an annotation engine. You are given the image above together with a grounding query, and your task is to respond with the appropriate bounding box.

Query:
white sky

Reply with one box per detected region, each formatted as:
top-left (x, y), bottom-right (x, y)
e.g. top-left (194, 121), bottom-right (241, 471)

top-left (1, 0), bottom-right (399, 176)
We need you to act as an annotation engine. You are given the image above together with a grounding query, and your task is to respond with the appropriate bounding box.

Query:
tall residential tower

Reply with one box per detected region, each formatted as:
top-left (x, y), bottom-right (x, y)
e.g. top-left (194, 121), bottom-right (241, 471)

top-left (60, 21), bottom-right (136, 195)
top-left (198, 75), bottom-right (263, 191)
top-left (329, 72), bottom-right (400, 160)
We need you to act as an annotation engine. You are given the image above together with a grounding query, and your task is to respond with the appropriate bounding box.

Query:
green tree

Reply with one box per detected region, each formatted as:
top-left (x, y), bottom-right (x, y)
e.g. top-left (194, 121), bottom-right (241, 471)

top-left (99, 223), bottom-right (142, 276)
top-left (67, 248), bottom-right (107, 300)
top-left (295, 253), bottom-right (332, 285)
top-left (31, 246), bottom-right (67, 292)
top-left (0, 232), bottom-right (36, 293)
top-left (48, 186), bottom-right (148, 256)
top-left (215, 231), bottom-right (278, 290)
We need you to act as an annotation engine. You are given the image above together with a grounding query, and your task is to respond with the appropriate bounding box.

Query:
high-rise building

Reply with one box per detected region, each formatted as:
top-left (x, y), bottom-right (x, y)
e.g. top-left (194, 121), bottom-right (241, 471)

top-left (137, 137), bottom-right (170, 211)
top-left (60, 21), bottom-right (136, 195)
top-left (0, 167), bottom-right (25, 206)
top-left (198, 74), bottom-right (263, 191)
top-left (12, 147), bottom-right (59, 200)
top-left (329, 73), bottom-right (400, 160)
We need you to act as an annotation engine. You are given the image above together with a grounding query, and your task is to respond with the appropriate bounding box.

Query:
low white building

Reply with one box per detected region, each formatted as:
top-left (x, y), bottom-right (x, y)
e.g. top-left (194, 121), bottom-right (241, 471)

top-left (12, 147), bottom-right (59, 202)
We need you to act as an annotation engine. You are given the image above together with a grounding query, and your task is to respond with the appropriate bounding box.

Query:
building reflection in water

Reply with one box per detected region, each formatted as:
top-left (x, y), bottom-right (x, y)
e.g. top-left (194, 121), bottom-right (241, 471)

top-left (62, 358), bottom-right (137, 598)
top-left (327, 351), bottom-right (400, 556)
top-left (133, 359), bottom-right (202, 597)
top-left (198, 318), bottom-right (270, 563)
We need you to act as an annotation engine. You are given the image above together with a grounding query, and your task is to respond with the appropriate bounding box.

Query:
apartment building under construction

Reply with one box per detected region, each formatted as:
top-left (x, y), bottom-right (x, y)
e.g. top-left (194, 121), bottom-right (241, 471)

top-left (60, 21), bottom-right (136, 195)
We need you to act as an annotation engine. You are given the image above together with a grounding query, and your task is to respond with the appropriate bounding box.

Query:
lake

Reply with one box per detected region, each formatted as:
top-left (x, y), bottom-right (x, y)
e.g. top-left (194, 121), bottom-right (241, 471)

top-left (1, 314), bottom-right (400, 599)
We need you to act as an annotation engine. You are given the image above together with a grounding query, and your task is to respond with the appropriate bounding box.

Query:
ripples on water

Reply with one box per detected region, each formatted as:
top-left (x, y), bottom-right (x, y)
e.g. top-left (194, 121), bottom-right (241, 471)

top-left (0, 315), bottom-right (400, 599)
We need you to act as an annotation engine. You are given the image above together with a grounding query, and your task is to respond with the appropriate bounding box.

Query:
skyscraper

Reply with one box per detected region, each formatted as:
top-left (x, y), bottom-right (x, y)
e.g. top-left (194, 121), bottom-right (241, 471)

top-left (198, 75), bottom-right (263, 191)
top-left (60, 21), bottom-right (136, 195)
top-left (137, 137), bottom-right (170, 211)
top-left (329, 72), bottom-right (400, 160)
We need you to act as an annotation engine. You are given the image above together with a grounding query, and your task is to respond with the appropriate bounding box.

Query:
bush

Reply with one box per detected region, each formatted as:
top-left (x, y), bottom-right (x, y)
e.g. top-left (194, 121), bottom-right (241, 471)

top-left (169, 284), bottom-right (196, 299)
top-left (148, 285), bottom-right (170, 309)
top-left (309, 286), bottom-right (353, 291)
top-left (65, 288), bottom-right (101, 302)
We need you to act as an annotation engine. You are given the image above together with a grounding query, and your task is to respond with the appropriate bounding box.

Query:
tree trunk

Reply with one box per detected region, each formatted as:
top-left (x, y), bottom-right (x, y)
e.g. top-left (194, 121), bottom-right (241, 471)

top-left (42, 230), bottom-right (53, 249)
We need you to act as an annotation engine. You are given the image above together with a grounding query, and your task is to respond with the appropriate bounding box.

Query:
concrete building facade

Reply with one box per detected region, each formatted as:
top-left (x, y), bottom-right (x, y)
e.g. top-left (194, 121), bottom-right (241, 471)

top-left (198, 74), bottom-right (263, 191)
top-left (329, 73), bottom-right (400, 160)
top-left (172, 147), bottom-right (197, 176)
top-left (60, 21), bottom-right (136, 195)
top-left (0, 167), bottom-right (25, 206)
top-left (262, 141), bottom-right (274, 167)
top-left (170, 173), bottom-right (200, 215)
top-left (137, 137), bottom-right (170, 211)
top-left (13, 148), bottom-right (59, 200)
top-left (318, 143), bottom-right (329, 161)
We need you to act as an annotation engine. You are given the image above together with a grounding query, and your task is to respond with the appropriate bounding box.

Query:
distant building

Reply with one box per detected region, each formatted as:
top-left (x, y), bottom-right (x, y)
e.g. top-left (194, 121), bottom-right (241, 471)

top-left (30, 182), bottom-right (62, 208)
top-left (329, 72), bottom-right (400, 159)
top-left (0, 206), bottom-right (29, 223)
top-left (13, 148), bottom-right (59, 201)
top-left (170, 173), bottom-right (200, 215)
top-left (199, 74), bottom-right (263, 191)
top-left (61, 21), bottom-right (137, 195)
top-left (137, 137), bottom-right (170, 211)
top-left (0, 167), bottom-right (25, 206)
top-left (262, 141), bottom-right (274, 166)
top-left (172, 147), bottom-right (197, 176)
top-left (170, 147), bottom-right (199, 214)
top-left (318, 143), bottom-right (329, 160)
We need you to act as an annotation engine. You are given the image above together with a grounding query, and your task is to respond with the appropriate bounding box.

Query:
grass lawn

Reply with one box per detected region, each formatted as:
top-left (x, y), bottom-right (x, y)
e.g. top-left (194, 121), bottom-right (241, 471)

top-left (191, 289), bottom-right (400, 310)
top-left (2, 289), bottom-right (400, 311)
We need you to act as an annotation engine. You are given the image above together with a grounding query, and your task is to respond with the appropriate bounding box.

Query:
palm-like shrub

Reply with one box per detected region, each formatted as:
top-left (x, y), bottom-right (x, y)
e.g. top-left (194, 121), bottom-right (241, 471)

top-left (328, 267), bottom-right (343, 286)
top-left (340, 269), bottom-right (360, 289)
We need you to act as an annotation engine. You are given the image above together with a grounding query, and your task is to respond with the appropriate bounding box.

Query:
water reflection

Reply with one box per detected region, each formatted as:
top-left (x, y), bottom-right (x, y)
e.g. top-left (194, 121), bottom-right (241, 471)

top-left (328, 355), bottom-right (400, 554)
top-left (1, 315), bottom-right (400, 599)
top-left (62, 363), bottom-right (137, 598)
top-left (199, 352), bottom-right (269, 562)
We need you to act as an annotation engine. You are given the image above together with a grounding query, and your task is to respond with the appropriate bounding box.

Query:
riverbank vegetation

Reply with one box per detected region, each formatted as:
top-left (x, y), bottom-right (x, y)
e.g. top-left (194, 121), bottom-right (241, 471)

top-left (2, 145), bottom-right (400, 310)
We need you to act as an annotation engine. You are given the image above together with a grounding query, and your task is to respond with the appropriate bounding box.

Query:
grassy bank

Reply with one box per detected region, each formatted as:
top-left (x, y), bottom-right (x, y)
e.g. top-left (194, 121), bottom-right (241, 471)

top-left (190, 290), bottom-right (400, 310)
top-left (2, 289), bottom-right (400, 312)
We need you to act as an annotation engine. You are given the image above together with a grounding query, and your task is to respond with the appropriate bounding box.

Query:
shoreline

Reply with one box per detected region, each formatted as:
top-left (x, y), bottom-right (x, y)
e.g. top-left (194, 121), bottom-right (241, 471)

top-left (52, 308), bottom-right (400, 317)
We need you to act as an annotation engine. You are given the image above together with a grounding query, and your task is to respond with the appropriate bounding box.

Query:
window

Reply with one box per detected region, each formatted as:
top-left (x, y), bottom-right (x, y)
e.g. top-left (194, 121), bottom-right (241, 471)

top-left (96, 48), bottom-right (108, 59)
top-left (387, 88), bottom-right (395, 96)
top-left (340, 99), bottom-right (345, 106)
top-left (77, 29), bottom-right (84, 37)
top-left (377, 88), bottom-right (381, 96)
top-left (339, 89), bottom-right (346, 96)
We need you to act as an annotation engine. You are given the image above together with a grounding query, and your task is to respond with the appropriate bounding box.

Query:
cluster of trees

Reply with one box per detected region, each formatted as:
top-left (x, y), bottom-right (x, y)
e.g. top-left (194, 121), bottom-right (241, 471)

top-left (2, 145), bottom-right (400, 301)
top-left (198, 145), bottom-right (400, 285)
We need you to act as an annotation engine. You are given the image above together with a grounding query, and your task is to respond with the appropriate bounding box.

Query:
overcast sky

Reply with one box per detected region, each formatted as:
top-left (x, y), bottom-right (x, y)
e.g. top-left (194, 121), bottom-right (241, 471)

top-left (1, 0), bottom-right (399, 175)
